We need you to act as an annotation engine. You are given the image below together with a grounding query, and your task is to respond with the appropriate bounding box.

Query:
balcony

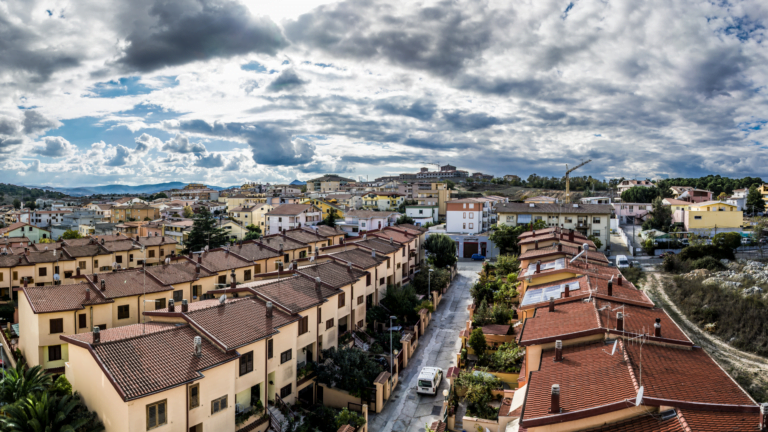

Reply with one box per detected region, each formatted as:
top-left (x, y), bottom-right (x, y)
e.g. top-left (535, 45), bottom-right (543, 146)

top-left (297, 361), bottom-right (317, 386)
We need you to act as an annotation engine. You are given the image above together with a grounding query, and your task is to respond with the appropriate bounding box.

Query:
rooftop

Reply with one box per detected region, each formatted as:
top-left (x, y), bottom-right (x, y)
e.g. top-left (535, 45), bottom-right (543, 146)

top-left (329, 248), bottom-right (386, 269)
top-left (258, 235), bottom-right (308, 252)
top-left (83, 269), bottom-right (171, 299)
top-left (245, 275), bottom-right (340, 314)
top-left (227, 241), bottom-right (282, 261)
top-left (268, 204), bottom-right (318, 216)
top-left (494, 202), bottom-right (613, 214)
top-left (296, 261), bottom-right (367, 289)
top-left (146, 261), bottom-right (217, 285)
top-left (195, 249), bottom-right (253, 272)
top-left (22, 282), bottom-right (110, 313)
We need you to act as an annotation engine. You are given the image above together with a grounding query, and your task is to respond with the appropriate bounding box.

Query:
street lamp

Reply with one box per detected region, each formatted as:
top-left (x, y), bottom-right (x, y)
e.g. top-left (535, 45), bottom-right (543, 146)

top-left (389, 315), bottom-right (397, 383)
top-left (428, 268), bottom-right (434, 292)
top-left (443, 389), bottom-right (449, 402)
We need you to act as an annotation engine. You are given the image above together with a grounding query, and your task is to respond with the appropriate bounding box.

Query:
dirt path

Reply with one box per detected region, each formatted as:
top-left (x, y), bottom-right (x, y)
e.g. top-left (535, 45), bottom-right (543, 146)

top-left (646, 273), bottom-right (768, 399)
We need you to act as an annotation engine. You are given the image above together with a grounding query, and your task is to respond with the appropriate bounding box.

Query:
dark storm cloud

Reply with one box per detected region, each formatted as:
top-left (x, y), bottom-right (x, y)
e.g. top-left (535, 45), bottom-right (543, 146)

top-left (0, 14), bottom-right (80, 83)
top-left (296, 160), bottom-right (353, 173)
top-left (0, 117), bottom-right (19, 136)
top-left (22, 110), bottom-right (59, 134)
top-left (284, 0), bottom-right (494, 77)
top-left (117, 0), bottom-right (288, 72)
top-left (375, 99), bottom-right (437, 121)
top-left (266, 69), bottom-right (307, 92)
top-left (442, 110), bottom-right (501, 131)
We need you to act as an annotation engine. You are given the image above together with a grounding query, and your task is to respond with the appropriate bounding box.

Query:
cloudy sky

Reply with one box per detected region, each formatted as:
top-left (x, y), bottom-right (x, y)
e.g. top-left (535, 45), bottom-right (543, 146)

top-left (1, 0), bottom-right (767, 188)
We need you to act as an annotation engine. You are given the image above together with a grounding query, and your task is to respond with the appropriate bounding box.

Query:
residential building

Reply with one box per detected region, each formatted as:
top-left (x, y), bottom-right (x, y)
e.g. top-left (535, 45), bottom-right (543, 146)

top-left (162, 219), bottom-right (195, 251)
top-left (324, 193), bottom-right (362, 210)
top-left (412, 182), bottom-right (451, 217)
top-left (617, 179), bottom-right (653, 193)
top-left (223, 240), bottom-right (283, 277)
top-left (495, 202), bottom-right (611, 250)
top-left (133, 235), bottom-right (178, 266)
top-left (229, 203), bottom-right (274, 229)
top-left (218, 219), bottom-right (248, 242)
top-left (168, 183), bottom-right (220, 200)
top-left (673, 200), bottom-right (743, 237)
top-left (265, 204), bottom-right (321, 235)
top-left (78, 223), bottom-right (119, 237)
top-left (4, 210), bottom-right (31, 225)
top-left (0, 222), bottom-right (51, 242)
top-left (579, 196), bottom-right (612, 204)
top-left (306, 174), bottom-right (356, 192)
top-left (264, 196), bottom-right (301, 206)
top-left (30, 210), bottom-right (71, 228)
top-left (86, 203), bottom-right (112, 218)
top-left (343, 235), bottom-right (407, 289)
top-left (335, 210), bottom-right (399, 236)
top-left (110, 197), bottom-right (147, 206)
top-left (110, 203), bottom-right (160, 223)
top-left (670, 186), bottom-right (713, 203)
top-left (361, 192), bottom-right (404, 211)
top-left (446, 199), bottom-right (484, 234)
top-left (301, 198), bottom-right (348, 219)
top-left (503, 175), bottom-right (520, 182)
top-left (613, 202), bottom-right (652, 225)
top-left (269, 184), bottom-right (302, 195)
top-left (405, 205), bottom-right (438, 225)
top-left (524, 196), bottom-right (557, 204)
top-left (187, 248), bottom-right (256, 287)
top-left (51, 210), bottom-right (109, 239)
top-left (222, 193), bottom-right (268, 209)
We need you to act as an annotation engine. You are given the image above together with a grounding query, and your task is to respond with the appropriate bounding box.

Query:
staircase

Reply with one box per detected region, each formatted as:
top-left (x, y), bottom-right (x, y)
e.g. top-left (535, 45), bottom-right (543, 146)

top-left (268, 405), bottom-right (287, 432)
top-left (352, 332), bottom-right (370, 351)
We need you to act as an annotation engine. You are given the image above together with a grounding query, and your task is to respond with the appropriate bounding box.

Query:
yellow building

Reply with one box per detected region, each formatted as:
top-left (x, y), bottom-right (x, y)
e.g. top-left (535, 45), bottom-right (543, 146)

top-left (412, 182), bottom-right (451, 217)
top-left (361, 192), bottom-right (405, 211)
top-left (306, 174), bottom-right (356, 192)
top-left (678, 200), bottom-right (743, 237)
top-left (110, 204), bottom-right (159, 223)
top-left (300, 198), bottom-right (347, 219)
top-left (223, 194), bottom-right (267, 208)
top-left (228, 203), bottom-right (273, 228)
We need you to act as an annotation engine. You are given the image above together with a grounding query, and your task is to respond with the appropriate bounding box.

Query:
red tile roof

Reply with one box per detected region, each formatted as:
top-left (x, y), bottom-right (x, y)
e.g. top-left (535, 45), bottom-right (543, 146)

top-left (258, 235), bottom-right (308, 252)
top-left (596, 300), bottom-right (691, 345)
top-left (24, 250), bottom-right (73, 263)
top-left (677, 408), bottom-right (761, 431)
top-left (370, 228), bottom-right (416, 244)
top-left (63, 244), bottom-right (108, 258)
top-left (22, 282), bottom-right (111, 313)
top-left (284, 228), bottom-right (329, 244)
top-left (99, 239), bottom-right (140, 252)
top-left (248, 275), bottom-right (340, 314)
top-left (520, 244), bottom-right (609, 263)
top-left (328, 248), bottom-right (386, 269)
top-left (296, 261), bottom-right (366, 289)
top-left (268, 204), bottom-right (318, 216)
top-left (347, 237), bottom-right (401, 254)
top-left (195, 249), bottom-right (253, 272)
top-left (307, 225), bottom-right (345, 238)
top-left (578, 411), bottom-right (684, 431)
top-left (83, 269), bottom-right (172, 299)
top-left (519, 300), bottom-right (601, 345)
top-left (146, 261), bottom-right (216, 285)
top-left (134, 235), bottom-right (177, 246)
top-left (76, 325), bottom-right (237, 401)
top-left (227, 241), bottom-right (282, 261)
top-left (64, 322), bottom-right (176, 344)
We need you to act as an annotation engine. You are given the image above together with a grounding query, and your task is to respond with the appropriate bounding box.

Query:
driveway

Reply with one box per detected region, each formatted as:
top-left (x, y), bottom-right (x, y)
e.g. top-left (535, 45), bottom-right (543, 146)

top-left (368, 261), bottom-right (481, 432)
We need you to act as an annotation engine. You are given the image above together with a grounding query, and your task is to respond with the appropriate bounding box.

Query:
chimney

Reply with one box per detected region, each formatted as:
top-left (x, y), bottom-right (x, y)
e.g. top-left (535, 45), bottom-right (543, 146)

top-left (93, 326), bottom-right (101, 344)
top-left (101, 238), bottom-right (105, 245)
top-left (549, 297), bottom-right (555, 312)
top-left (188, 251), bottom-right (193, 259)
top-left (563, 284), bottom-right (570, 298)
top-left (616, 312), bottom-right (624, 331)
top-left (372, 249), bottom-right (376, 258)
top-left (347, 261), bottom-right (353, 273)
top-left (557, 243), bottom-right (562, 252)
top-left (196, 263), bottom-right (200, 274)
top-left (230, 278), bottom-right (236, 289)
top-left (363, 234), bottom-right (367, 240)
top-left (760, 403), bottom-right (768, 431)
top-left (197, 254), bottom-right (202, 264)
top-left (618, 275), bottom-right (623, 286)
top-left (162, 236), bottom-right (165, 242)
top-left (100, 279), bottom-right (106, 291)
top-left (535, 240), bottom-right (538, 250)
top-left (315, 277), bottom-right (322, 293)
top-left (193, 336), bottom-right (202, 358)
top-left (536, 260), bottom-right (541, 274)
top-left (76, 267), bottom-right (81, 276)
top-left (168, 299), bottom-right (175, 312)
top-left (93, 273), bottom-right (98, 283)
top-left (569, 230), bottom-right (574, 242)
top-left (389, 237), bottom-right (393, 245)
top-left (550, 384), bottom-right (561, 413)
top-left (554, 340), bottom-right (563, 362)
top-left (607, 281), bottom-right (613, 296)
top-left (279, 243), bottom-right (284, 255)
top-left (266, 301), bottom-right (273, 318)
top-left (532, 230), bottom-right (536, 236)
top-left (654, 318), bottom-right (661, 337)
top-left (136, 235), bottom-right (139, 241)
top-left (182, 299), bottom-right (188, 313)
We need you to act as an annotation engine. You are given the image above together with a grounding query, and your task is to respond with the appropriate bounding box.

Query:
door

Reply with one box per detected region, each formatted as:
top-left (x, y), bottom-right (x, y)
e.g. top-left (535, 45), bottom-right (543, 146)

top-left (480, 243), bottom-right (487, 257)
top-left (463, 242), bottom-right (478, 258)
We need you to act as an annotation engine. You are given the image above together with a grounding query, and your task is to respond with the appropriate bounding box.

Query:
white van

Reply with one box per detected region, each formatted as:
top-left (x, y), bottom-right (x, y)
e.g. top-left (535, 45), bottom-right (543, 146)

top-left (616, 255), bottom-right (630, 269)
top-left (417, 367), bottom-right (443, 395)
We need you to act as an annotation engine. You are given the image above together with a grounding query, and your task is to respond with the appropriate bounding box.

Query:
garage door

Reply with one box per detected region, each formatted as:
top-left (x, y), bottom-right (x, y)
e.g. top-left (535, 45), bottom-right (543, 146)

top-left (464, 242), bottom-right (478, 258)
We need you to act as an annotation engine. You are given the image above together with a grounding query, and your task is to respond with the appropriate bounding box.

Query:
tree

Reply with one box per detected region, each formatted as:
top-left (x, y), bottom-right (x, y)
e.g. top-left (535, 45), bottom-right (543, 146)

top-left (149, 192), bottom-right (168, 200)
top-left (335, 408), bottom-right (366, 429)
top-left (717, 192), bottom-right (728, 201)
top-left (244, 224), bottom-right (261, 241)
top-left (183, 206), bottom-right (194, 218)
top-left (318, 209), bottom-right (339, 227)
top-left (12, 199), bottom-right (20, 209)
top-left (0, 361), bottom-right (52, 406)
top-left (641, 197), bottom-right (673, 231)
top-left (588, 235), bottom-right (603, 250)
top-left (60, 230), bottom-right (83, 240)
top-left (381, 284), bottom-right (420, 322)
top-left (0, 392), bottom-right (104, 432)
top-left (396, 215), bottom-right (414, 225)
top-left (621, 186), bottom-right (670, 203)
top-left (494, 255), bottom-right (519, 276)
top-left (468, 328), bottom-right (487, 357)
top-left (445, 180), bottom-right (456, 190)
top-left (489, 220), bottom-right (546, 255)
top-left (424, 234), bottom-right (458, 268)
top-left (397, 199), bottom-right (418, 213)
top-left (747, 185), bottom-right (766, 215)
top-left (713, 232), bottom-right (742, 251)
top-left (315, 346), bottom-right (383, 398)
top-left (24, 201), bottom-right (36, 211)
top-left (184, 207), bottom-right (229, 253)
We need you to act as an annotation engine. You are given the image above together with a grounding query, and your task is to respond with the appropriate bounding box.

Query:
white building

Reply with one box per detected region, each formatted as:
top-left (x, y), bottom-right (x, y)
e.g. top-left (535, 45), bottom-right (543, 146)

top-left (265, 204), bottom-right (321, 235)
top-left (30, 210), bottom-right (71, 228)
top-left (405, 205), bottom-right (438, 226)
top-left (445, 199), bottom-right (484, 234)
top-left (580, 196), bottom-right (612, 204)
top-left (617, 180), bottom-right (654, 194)
top-left (335, 210), bottom-right (399, 236)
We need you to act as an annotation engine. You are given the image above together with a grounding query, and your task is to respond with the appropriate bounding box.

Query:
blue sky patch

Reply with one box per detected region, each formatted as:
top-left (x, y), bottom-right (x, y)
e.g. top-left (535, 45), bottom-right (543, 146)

top-left (85, 76), bottom-right (178, 98)
top-left (241, 61), bottom-right (267, 72)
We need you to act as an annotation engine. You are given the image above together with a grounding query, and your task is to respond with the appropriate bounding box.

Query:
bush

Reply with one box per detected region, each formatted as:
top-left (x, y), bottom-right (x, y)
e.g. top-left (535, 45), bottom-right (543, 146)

top-left (414, 300), bottom-right (434, 314)
top-left (679, 245), bottom-right (735, 262)
top-left (471, 281), bottom-right (497, 306)
top-left (491, 303), bottom-right (513, 325)
top-left (690, 256), bottom-right (726, 272)
top-left (411, 267), bottom-right (451, 295)
top-left (468, 328), bottom-right (487, 357)
top-left (621, 266), bottom-right (645, 286)
top-left (494, 255), bottom-right (519, 276)
top-left (662, 254), bottom-right (691, 274)
top-left (473, 300), bottom-right (492, 327)
top-left (480, 342), bottom-right (524, 373)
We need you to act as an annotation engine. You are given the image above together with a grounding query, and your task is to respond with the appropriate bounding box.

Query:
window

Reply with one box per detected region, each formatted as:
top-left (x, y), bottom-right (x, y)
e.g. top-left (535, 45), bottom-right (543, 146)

top-left (159, 249), bottom-right (165, 257)
top-left (129, 254), bottom-right (134, 262)
top-left (148, 250), bottom-right (155, 258)
top-left (268, 339), bottom-right (273, 359)
top-left (592, 217), bottom-right (601, 224)
top-left (284, 254), bottom-right (289, 263)
top-left (469, 223), bottom-right (474, 229)
top-left (244, 270), bottom-right (252, 281)
top-left (506, 215), bottom-right (513, 222)
top-left (694, 215), bottom-right (702, 220)
top-left (48, 345), bottom-right (62, 361)
top-left (463, 203), bottom-right (466, 209)
top-left (326, 318), bottom-right (334, 330)
top-left (173, 290), bottom-right (183, 302)
top-left (564, 217), bottom-right (573, 223)
top-left (469, 213), bottom-right (474, 219)
top-left (78, 261), bottom-right (86, 270)
top-left (357, 295), bottom-right (364, 305)
top-left (50, 318), bottom-right (63, 334)
top-left (338, 293), bottom-right (345, 308)
top-left (366, 274), bottom-right (371, 286)
top-left (357, 320), bottom-right (364, 329)
top-left (387, 259), bottom-right (390, 269)
top-left (463, 223), bottom-right (466, 229)
top-left (12, 271), bottom-right (17, 281)
top-left (463, 212), bottom-right (466, 219)
top-left (116, 255), bottom-right (123, 264)
top-left (118, 305), bottom-right (130, 320)
top-left (78, 314), bottom-right (86, 329)
top-left (274, 262), bottom-right (280, 271)
top-left (280, 384), bottom-right (292, 399)
top-left (255, 263), bottom-right (261, 274)
top-left (38, 267), bottom-right (47, 277)
top-left (240, 351), bottom-right (254, 376)
top-left (593, 230), bottom-right (601, 237)
top-left (147, 400), bottom-right (167, 429)
top-left (280, 349), bottom-right (292, 364)
top-left (0, 273), bottom-right (2, 282)
top-left (379, 277), bottom-right (385, 286)
top-left (189, 384), bottom-right (199, 409)
top-left (318, 308), bottom-right (322, 324)
top-left (218, 275), bottom-right (226, 284)
top-left (469, 203), bottom-right (475, 209)
top-left (156, 298), bottom-right (166, 310)
top-left (211, 395), bottom-right (228, 415)
top-left (299, 316), bottom-right (309, 335)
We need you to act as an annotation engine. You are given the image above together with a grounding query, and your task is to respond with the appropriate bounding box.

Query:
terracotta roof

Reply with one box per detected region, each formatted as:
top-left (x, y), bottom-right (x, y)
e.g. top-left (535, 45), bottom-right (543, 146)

top-left (268, 204), bottom-right (318, 216)
top-left (0, 254), bottom-right (28, 267)
top-left (83, 270), bottom-right (172, 299)
top-left (677, 408), bottom-right (761, 431)
top-left (0, 236), bottom-right (32, 245)
top-left (227, 242), bottom-right (282, 261)
top-left (519, 300), bottom-right (600, 345)
top-left (519, 228), bottom-right (587, 240)
top-left (482, 324), bottom-right (511, 335)
top-left (64, 322), bottom-right (176, 344)
top-left (24, 250), bottom-right (73, 263)
top-left (522, 342), bottom-right (636, 425)
top-left (23, 282), bottom-right (111, 313)
top-left (248, 275), bottom-right (339, 314)
top-left (146, 262), bottom-right (216, 285)
top-left (182, 297), bottom-right (297, 350)
top-left (347, 237), bottom-right (401, 254)
top-left (495, 202), bottom-right (613, 214)
top-left (595, 300), bottom-right (691, 344)
top-left (344, 210), bottom-right (399, 219)
top-left (337, 425), bottom-right (355, 432)
top-left (578, 411), bottom-right (684, 431)
top-left (284, 229), bottom-right (328, 244)
top-left (329, 248), bottom-right (386, 269)
top-left (370, 228), bottom-right (415, 244)
top-left (518, 232), bottom-right (594, 246)
top-left (196, 249), bottom-right (253, 272)
top-left (259, 235), bottom-right (308, 252)
top-left (83, 325), bottom-right (238, 400)
top-left (134, 236), bottom-right (177, 247)
top-left (100, 240), bottom-right (140, 253)
top-left (520, 245), bottom-right (609, 263)
top-left (623, 342), bottom-right (755, 406)
top-left (63, 244), bottom-right (108, 258)
top-left (91, 234), bottom-right (131, 242)
top-left (392, 224), bottom-right (427, 234)
top-left (30, 242), bottom-right (63, 251)
top-left (308, 225), bottom-right (345, 237)
top-left (62, 238), bottom-right (100, 247)
top-left (429, 420), bottom-right (447, 432)
top-left (296, 261), bottom-right (366, 289)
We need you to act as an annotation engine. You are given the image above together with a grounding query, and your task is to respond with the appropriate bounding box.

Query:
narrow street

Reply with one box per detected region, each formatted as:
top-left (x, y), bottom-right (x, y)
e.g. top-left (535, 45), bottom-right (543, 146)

top-left (368, 261), bottom-right (480, 432)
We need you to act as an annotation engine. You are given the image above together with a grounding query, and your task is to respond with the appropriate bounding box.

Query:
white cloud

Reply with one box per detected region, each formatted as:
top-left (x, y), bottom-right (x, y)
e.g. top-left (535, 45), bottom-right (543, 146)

top-left (161, 134), bottom-right (207, 154)
top-left (33, 136), bottom-right (77, 158)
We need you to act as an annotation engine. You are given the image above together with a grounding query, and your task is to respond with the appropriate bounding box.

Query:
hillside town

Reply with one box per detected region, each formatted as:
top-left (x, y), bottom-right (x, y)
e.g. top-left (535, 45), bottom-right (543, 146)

top-left (0, 169), bottom-right (767, 432)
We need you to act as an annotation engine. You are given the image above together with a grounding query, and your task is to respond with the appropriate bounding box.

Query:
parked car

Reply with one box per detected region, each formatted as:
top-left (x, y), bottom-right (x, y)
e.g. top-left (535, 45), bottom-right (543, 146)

top-left (417, 367), bottom-right (444, 395)
top-left (616, 254), bottom-right (630, 268)
top-left (471, 253), bottom-right (485, 261)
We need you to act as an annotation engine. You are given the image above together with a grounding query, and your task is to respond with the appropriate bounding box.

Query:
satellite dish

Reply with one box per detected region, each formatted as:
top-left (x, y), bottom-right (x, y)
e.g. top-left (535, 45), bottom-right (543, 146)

top-left (611, 340), bottom-right (617, 356)
top-left (635, 386), bottom-right (644, 406)
top-left (53, 274), bottom-right (60, 281)
top-left (219, 294), bottom-right (227, 304)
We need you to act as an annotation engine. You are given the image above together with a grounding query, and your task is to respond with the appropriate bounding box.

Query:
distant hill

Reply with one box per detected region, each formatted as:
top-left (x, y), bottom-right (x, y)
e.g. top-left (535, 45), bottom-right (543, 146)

top-left (30, 182), bottom-right (236, 197)
top-left (290, 179), bottom-right (307, 186)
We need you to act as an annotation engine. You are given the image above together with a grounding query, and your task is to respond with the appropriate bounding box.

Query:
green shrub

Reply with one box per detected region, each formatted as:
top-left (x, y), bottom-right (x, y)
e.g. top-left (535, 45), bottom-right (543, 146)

top-left (414, 300), bottom-right (434, 314)
top-left (468, 328), bottom-right (487, 357)
top-left (495, 255), bottom-right (520, 276)
top-left (473, 300), bottom-right (492, 327)
top-left (690, 256), bottom-right (726, 272)
top-left (679, 244), bottom-right (735, 262)
top-left (491, 303), bottom-right (513, 325)
top-left (621, 266), bottom-right (645, 286)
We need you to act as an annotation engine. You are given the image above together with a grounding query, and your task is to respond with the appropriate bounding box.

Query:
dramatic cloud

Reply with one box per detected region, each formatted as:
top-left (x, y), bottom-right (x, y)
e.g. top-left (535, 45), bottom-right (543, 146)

top-left (266, 69), bottom-right (307, 92)
top-left (117, 0), bottom-right (288, 72)
top-left (161, 134), bottom-right (207, 154)
top-left (33, 137), bottom-right (77, 158)
top-left (134, 133), bottom-right (163, 152)
top-left (22, 111), bottom-right (60, 135)
top-left (106, 145), bottom-right (133, 166)
top-left (194, 153), bottom-right (226, 168)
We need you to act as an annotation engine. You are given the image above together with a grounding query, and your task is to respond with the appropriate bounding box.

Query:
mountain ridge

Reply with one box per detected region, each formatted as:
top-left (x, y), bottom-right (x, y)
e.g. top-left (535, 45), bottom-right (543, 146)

top-left (27, 182), bottom-right (239, 197)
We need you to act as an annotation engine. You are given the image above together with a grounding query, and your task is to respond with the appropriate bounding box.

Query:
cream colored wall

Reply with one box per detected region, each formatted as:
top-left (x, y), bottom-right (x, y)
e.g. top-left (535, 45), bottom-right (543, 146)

top-left (687, 210), bottom-right (743, 229)
top-left (186, 361), bottom-right (237, 431)
top-left (18, 294), bottom-right (41, 367)
top-left (296, 308), bottom-right (317, 359)
top-left (193, 275), bottom-right (218, 299)
top-left (318, 297), bottom-right (340, 353)
top-left (235, 339), bottom-right (267, 405)
top-left (267, 321), bottom-right (299, 404)
top-left (0, 268), bottom-right (10, 291)
top-left (350, 278), bottom-right (367, 329)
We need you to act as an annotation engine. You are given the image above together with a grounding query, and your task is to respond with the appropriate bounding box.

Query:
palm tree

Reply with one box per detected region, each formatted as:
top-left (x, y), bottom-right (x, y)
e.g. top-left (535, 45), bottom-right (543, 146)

top-left (0, 361), bottom-right (52, 407)
top-left (1, 392), bottom-right (103, 432)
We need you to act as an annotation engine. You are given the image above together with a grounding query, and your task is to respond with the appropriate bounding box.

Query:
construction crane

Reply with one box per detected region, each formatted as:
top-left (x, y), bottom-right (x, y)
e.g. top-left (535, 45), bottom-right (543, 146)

top-left (565, 159), bottom-right (592, 204)
top-left (421, 161), bottom-right (441, 170)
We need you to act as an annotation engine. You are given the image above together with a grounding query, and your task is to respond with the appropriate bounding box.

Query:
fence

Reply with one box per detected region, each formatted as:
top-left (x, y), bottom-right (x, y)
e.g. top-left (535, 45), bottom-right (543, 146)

top-left (617, 226), bottom-right (634, 256)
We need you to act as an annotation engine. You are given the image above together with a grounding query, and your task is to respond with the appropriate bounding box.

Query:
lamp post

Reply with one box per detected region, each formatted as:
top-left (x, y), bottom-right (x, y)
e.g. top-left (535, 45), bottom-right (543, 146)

top-left (443, 388), bottom-right (449, 402)
top-left (389, 315), bottom-right (397, 384)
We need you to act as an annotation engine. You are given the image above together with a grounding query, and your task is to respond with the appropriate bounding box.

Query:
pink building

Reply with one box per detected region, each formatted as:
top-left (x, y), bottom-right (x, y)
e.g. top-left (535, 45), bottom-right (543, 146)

top-left (669, 186), bottom-right (713, 203)
top-left (613, 202), bottom-right (652, 224)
